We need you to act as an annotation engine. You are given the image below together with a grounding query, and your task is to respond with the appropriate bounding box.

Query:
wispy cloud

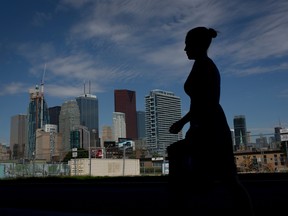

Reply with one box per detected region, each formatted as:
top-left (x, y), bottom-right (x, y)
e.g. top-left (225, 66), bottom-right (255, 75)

top-left (0, 82), bottom-right (29, 96)
top-left (3, 0), bottom-right (288, 94)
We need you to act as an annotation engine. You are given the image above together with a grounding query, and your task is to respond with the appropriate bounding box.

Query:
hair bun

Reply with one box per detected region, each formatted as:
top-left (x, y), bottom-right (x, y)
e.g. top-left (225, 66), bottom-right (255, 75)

top-left (208, 28), bottom-right (217, 38)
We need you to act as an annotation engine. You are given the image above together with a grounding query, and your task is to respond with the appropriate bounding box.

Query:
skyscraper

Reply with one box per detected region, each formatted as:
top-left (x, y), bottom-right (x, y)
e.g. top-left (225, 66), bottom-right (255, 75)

top-left (59, 100), bottom-right (80, 152)
top-left (26, 85), bottom-right (49, 159)
top-left (114, 89), bottom-right (138, 140)
top-left (233, 115), bottom-right (247, 150)
top-left (274, 126), bottom-right (282, 142)
top-left (145, 89), bottom-right (182, 155)
top-left (137, 111), bottom-right (146, 140)
top-left (112, 112), bottom-right (126, 142)
top-left (10, 114), bottom-right (26, 159)
top-left (76, 86), bottom-right (100, 148)
top-left (49, 106), bottom-right (61, 132)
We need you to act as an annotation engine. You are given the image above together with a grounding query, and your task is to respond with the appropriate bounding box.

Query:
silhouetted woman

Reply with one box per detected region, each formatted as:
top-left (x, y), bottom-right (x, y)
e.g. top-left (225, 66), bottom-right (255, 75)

top-left (167, 27), bottom-right (254, 215)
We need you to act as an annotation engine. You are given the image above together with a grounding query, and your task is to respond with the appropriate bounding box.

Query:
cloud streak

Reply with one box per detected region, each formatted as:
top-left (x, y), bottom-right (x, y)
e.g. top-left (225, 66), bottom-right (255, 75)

top-left (2, 0), bottom-right (288, 94)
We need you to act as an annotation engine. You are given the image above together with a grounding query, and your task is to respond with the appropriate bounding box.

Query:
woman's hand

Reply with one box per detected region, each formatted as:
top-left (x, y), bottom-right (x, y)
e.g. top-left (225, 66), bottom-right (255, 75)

top-left (169, 120), bottom-right (184, 134)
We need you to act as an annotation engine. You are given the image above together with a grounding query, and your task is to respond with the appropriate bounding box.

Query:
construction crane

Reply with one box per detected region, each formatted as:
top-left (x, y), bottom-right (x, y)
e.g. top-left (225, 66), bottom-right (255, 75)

top-left (40, 63), bottom-right (46, 129)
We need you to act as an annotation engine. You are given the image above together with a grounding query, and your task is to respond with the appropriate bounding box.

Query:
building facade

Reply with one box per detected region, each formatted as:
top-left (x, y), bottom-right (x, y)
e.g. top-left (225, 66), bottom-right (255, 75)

top-left (235, 149), bottom-right (286, 172)
top-left (233, 115), bottom-right (247, 150)
top-left (70, 125), bottom-right (90, 150)
top-left (76, 93), bottom-right (100, 148)
top-left (48, 106), bottom-right (61, 132)
top-left (26, 85), bottom-right (49, 159)
top-left (137, 111), bottom-right (146, 140)
top-left (114, 89), bottom-right (138, 140)
top-left (145, 89), bottom-right (182, 155)
top-left (101, 125), bottom-right (113, 147)
top-left (59, 100), bottom-right (80, 153)
top-left (113, 112), bottom-right (126, 142)
top-left (35, 124), bottom-right (62, 162)
top-left (10, 114), bottom-right (26, 159)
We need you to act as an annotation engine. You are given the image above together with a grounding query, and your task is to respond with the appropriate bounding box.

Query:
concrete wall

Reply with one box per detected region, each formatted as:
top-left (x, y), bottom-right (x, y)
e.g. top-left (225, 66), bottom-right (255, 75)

top-left (69, 158), bottom-right (140, 176)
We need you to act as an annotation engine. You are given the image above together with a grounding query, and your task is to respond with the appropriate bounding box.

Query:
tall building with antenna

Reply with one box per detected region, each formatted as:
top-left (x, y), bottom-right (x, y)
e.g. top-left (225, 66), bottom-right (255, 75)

top-left (25, 86), bottom-right (49, 159)
top-left (76, 81), bottom-right (100, 148)
top-left (25, 65), bottom-right (50, 159)
top-left (233, 115), bottom-right (247, 150)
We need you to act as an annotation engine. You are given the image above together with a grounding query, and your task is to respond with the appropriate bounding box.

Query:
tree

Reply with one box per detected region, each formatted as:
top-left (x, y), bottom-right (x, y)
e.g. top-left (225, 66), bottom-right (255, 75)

top-left (62, 148), bottom-right (88, 162)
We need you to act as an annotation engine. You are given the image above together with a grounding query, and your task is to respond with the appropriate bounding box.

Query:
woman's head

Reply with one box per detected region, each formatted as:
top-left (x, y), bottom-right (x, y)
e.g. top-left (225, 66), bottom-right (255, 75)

top-left (184, 26), bottom-right (218, 60)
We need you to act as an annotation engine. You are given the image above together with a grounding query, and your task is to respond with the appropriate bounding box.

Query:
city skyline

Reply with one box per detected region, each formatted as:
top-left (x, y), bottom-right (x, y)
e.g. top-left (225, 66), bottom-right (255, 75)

top-left (1, 0), bottom-right (288, 145)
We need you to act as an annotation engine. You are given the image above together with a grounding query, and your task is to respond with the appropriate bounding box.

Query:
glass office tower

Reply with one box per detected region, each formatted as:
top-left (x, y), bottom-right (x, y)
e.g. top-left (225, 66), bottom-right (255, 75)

top-left (26, 85), bottom-right (49, 159)
top-left (59, 100), bottom-right (80, 152)
top-left (233, 115), bottom-right (247, 150)
top-left (76, 93), bottom-right (100, 148)
top-left (49, 106), bottom-right (61, 132)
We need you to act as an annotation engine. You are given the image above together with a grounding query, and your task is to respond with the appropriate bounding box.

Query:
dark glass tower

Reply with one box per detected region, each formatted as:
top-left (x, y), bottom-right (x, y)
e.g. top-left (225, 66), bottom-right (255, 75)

top-left (49, 106), bottom-right (61, 132)
top-left (76, 93), bottom-right (100, 148)
top-left (114, 89), bottom-right (138, 140)
top-left (10, 114), bottom-right (26, 159)
top-left (26, 85), bottom-right (49, 159)
top-left (137, 111), bottom-right (146, 140)
top-left (233, 115), bottom-right (247, 150)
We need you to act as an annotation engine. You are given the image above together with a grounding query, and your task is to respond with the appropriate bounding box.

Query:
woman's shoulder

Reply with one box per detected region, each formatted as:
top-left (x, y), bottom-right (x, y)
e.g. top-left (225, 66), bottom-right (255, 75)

top-left (194, 57), bottom-right (218, 71)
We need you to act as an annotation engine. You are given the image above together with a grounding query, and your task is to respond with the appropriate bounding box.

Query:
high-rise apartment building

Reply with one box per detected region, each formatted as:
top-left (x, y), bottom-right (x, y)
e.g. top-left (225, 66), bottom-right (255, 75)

top-left (113, 112), bottom-right (126, 142)
top-left (114, 89), bottom-right (138, 140)
top-left (233, 115), bottom-right (247, 150)
top-left (76, 91), bottom-right (100, 148)
top-left (10, 114), bottom-right (26, 159)
top-left (145, 89), bottom-right (182, 155)
top-left (26, 85), bottom-right (49, 159)
top-left (59, 100), bottom-right (80, 153)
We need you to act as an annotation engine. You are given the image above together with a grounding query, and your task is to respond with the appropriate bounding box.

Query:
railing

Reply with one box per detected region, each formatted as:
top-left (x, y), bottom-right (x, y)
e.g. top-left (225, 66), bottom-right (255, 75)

top-left (0, 161), bottom-right (70, 179)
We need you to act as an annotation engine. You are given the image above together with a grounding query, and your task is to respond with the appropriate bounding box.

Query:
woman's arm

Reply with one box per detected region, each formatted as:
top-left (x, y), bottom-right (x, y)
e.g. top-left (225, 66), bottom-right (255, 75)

top-left (169, 112), bottom-right (190, 134)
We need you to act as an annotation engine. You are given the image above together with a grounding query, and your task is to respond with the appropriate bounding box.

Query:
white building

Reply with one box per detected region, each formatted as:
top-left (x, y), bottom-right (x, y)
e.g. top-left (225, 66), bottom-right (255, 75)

top-left (113, 112), bottom-right (126, 142)
top-left (69, 158), bottom-right (140, 176)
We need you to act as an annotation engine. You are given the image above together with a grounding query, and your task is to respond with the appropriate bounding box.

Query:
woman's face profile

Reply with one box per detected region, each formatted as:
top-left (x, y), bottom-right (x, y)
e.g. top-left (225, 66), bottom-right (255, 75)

top-left (184, 37), bottom-right (197, 60)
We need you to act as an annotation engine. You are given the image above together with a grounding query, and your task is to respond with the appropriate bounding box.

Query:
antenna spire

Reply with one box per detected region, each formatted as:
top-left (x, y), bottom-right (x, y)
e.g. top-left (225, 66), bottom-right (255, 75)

top-left (41, 63), bottom-right (46, 94)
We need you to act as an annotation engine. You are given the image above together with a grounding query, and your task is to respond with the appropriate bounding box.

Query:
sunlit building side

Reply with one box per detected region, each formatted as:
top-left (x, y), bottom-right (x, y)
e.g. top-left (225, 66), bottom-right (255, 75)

top-left (113, 112), bottom-right (126, 142)
top-left (145, 89), bottom-right (182, 156)
top-left (35, 124), bottom-right (62, 161)
top-left (101, 125), bottom-right (113, 147)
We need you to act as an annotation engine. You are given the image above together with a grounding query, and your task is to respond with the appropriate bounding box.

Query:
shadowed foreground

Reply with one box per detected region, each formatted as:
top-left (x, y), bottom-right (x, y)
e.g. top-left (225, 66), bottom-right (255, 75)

top-left (0, 173), bottom-right (287, 215)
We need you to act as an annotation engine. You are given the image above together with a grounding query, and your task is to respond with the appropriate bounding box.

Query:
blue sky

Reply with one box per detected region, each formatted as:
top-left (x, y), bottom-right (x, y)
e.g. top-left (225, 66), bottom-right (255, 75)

top-left (1, 0), bottom-right (288, 145)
